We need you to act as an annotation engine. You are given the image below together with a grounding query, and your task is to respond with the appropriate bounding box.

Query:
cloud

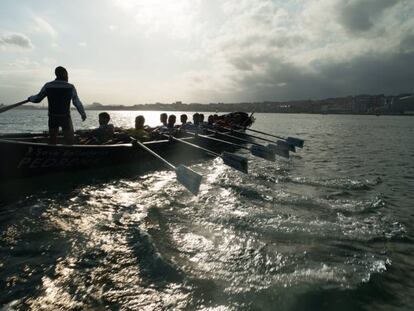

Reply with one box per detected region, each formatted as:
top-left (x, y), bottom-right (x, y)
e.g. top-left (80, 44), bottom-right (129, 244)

top-left (2, 0), bottom-right (413, 104)
top-left (233, 50), bottom-right (414, 101)
top-left (336, 0), bottom-right (401, 33)
top-left (114, 0), bottom-right (202, 39)
top-left (32, 16), bottom-right (57, 38)
top-left (180, 0), bottom-right (414, 102)
top-left (0, 33), bottom-right (33, 49)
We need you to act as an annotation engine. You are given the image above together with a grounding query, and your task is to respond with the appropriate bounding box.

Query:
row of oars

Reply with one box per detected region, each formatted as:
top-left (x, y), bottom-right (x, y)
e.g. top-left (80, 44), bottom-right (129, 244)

top-left (0, 99), bottom-right (304, 196)
top-left (134, 127), bottom-right (304, 195)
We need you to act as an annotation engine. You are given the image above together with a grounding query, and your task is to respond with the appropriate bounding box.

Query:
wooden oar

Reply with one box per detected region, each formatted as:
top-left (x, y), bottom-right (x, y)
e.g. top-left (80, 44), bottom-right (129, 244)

top-left (233, 125), bottom-right (304, 148)
top-left (131, 138), bottom-right (202, 195)
top-left (184, 130), bottom-right (286, 161)
top-left (164, 134), bottom-right (248, 173)
top-left (218, 126), bottom-right (296, 152)
top-left (0, 100), bottom-right (29, 113)
top-left (199, 129), bottom-right (275, 161)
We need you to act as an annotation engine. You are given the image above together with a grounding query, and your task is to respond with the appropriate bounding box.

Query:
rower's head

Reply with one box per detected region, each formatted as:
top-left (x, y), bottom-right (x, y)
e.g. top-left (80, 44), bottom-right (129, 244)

top-left (98, 112), bottom-right (110, 126)
top-left (234, 113), bottom-right (242, 124)
top-left (193, 113), bottom-right (199, 125)
top-left (135, 115), bottom-right (145, 129)
top-left (160, 113), bottom-right (168, 125)
top-left (55, 66), bottom-right (68, 82)
top-left (168, 115), bottom-right (176, 128)
top-left (207, 115), bottom-right (214, 125)
top-left (199, 114), bottom-right (205, 123)
top-left (180, 114), bottom-right (188, 124)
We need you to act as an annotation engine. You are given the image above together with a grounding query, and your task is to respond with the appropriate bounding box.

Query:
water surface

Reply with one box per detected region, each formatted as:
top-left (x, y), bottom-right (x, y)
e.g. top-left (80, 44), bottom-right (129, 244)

top-left (0, 110), bottom-right (413, 310)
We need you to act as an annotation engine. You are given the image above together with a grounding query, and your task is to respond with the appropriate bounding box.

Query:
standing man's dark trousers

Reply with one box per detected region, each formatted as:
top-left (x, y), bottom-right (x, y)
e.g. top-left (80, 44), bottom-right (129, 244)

top-left (48, 114), bottom-right (74, 145)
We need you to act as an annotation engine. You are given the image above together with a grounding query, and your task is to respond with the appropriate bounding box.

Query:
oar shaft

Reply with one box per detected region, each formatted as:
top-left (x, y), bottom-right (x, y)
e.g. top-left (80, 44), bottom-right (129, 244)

top-left (234, 125), bottom-right (283, 140)
top-left (219, 126), bottom-right (277, 144)
top-left (132, 138), bottom-right (175, 171)
top-left (0, 100), bottom-right (29, 114)
top-left (233, 125), bottom-right (304, 148)
top-left (164, 134), bottom-right (220, 157)
top-left (184, 131), bottom-right (250, 150)
top-left (204, 128), bottom-right (263, 146)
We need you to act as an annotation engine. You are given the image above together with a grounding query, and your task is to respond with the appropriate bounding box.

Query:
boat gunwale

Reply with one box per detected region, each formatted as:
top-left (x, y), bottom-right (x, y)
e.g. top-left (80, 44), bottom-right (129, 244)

top-left (0, 130), bottom-right (235, 149)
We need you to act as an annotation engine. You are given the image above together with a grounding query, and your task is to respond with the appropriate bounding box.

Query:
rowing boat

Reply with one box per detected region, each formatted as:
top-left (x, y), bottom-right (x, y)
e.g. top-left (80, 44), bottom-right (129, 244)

top-left (0, 130), bottom-right (247, 181)
top-left (0, 106), bottom-right (303, 198)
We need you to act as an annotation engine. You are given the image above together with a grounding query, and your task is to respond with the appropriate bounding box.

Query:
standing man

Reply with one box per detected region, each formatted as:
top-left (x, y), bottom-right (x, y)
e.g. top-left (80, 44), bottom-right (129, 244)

top-left (28, 66), bottom-right (87, 144)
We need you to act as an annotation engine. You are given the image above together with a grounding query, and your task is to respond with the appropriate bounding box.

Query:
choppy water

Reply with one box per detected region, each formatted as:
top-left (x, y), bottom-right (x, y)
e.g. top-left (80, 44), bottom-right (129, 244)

top-left (0, 110), bottom-right (413, 310)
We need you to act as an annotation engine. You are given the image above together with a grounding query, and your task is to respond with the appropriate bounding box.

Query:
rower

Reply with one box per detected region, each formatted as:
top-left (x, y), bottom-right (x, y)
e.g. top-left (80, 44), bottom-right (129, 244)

top-left (206, 115), bottom-right (214, 128)
top-left (192, 113), bottom-right (200, 126)
top-left (180, 113), bottom-right (197, 131)
top-left (27, 66), bottom-right (87, 145)
top-left (127, 115), bottom-right (150, 141)
top-left (180, 114), bottom-right (188, 126)
top-left (95, 112), bottom-right (114, 143)
top-left (160, 113), bottom-right (168, 127)
top-left (199, 113), bottom-right (205, 125)
top-left (80, 112), bottom-right (114, 144)
top-left (167, 114), bottom-right (176, 129)
top-left (159, 114), bottom-right (177, 135)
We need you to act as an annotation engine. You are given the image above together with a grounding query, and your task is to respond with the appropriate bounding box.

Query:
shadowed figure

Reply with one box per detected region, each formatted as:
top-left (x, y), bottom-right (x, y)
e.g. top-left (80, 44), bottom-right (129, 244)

top-left (180, 114), bottom-right (188, 126)
top-left (27, 66), bottom-right (87, 145)
top-left (160, 113), bottom-right (168, 127)
top-left (127, 115), bottom-right (150, 142)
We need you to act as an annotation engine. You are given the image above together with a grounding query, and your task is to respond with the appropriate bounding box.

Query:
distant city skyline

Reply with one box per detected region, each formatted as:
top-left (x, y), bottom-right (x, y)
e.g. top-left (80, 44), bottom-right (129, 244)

top-left (5, 92), bottom-right (413, 115)
top-left (1, 0), bottom-right (414, 105)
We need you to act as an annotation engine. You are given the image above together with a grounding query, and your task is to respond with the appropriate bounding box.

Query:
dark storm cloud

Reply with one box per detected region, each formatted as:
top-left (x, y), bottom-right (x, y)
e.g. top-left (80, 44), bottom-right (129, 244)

top-left (337, 0), bottom-right (401, 33)
top-left (0, 33), bottom-right (33, 49)
top-left (400, 33), bottom-right (414, 53)
top-left (232, 47), bottom-right (414, 101)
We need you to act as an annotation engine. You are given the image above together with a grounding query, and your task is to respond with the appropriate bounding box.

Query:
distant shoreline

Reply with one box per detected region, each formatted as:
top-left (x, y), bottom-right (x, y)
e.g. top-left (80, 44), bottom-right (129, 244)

top-left (8, 106), bottom-right (414, 116)
top-left (2, 92), bottom-right (413, 115)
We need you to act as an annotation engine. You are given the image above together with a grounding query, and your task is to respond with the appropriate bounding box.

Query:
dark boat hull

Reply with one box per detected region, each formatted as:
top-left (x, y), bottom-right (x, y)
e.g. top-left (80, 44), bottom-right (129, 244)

top-left (0, 132), bottom-right (241, 181)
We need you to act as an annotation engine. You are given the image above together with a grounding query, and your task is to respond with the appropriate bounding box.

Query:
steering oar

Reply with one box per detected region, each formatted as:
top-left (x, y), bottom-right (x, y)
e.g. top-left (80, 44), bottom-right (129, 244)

top-left (0, 100), bottom-right (29, 114)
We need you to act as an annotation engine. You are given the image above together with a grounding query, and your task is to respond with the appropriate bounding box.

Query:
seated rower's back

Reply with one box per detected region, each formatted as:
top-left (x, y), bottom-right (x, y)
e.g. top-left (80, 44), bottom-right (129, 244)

top-left (160, 113), bottom-right (168, 127)
top-left (199, 113), bottom-right (206, 125)
top-left (127, 115), bottom-right (150, 141)
top-left (95, 112), bottom-right (114, 143)
top-left (159, 114), bottom-right (177, 135)
top-left (206, 115), bottom-right (215, 128)
top-left (179, 113), bottom-right (196, 131)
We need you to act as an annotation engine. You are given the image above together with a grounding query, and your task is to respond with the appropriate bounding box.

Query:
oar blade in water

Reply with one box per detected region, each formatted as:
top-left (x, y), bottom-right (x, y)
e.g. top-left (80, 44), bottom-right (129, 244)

top-left (268, 144), bottom-right (290, 159)
top-left (250, 145), bottom-right (275, 161)
top-left (287, 137), bottom-right (304, 148)
top-left (276, 140), bottom-right (296, 152)
top-left (221, 152), bottom-right (248, 174)
top-left (175, 165), bottom-right (203, 195)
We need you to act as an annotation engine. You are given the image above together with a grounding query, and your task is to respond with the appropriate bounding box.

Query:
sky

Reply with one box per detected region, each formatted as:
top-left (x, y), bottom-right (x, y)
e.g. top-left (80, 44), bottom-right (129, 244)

top-left (0, 0), bottom-right (413, 105)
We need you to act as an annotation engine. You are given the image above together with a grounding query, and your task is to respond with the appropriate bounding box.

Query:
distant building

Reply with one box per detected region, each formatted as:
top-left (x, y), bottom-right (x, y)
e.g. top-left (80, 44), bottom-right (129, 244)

top-left (352, 95), bottom-right (383, 113)
top-left (391, 94), bottom-right (414, 114)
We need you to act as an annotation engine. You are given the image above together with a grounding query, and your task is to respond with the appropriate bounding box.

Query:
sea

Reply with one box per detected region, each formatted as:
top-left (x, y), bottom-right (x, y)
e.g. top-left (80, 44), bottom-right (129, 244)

top-left (0, 110), bottom-right (413, 310)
